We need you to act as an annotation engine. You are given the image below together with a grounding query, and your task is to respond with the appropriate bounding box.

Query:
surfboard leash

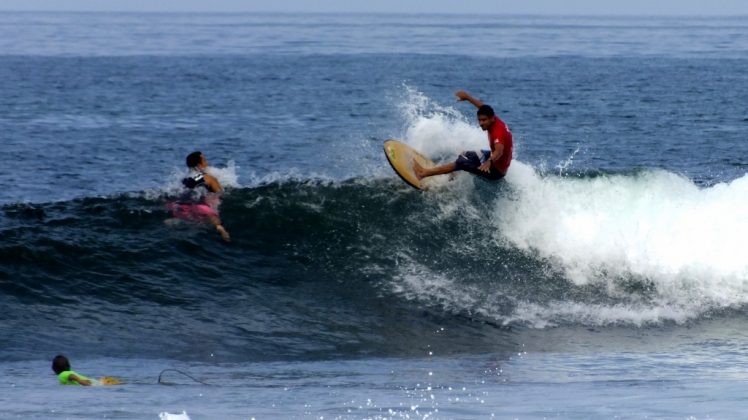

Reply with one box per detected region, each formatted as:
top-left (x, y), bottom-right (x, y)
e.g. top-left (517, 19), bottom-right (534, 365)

top-left (157, 369), bottom-right (210, 386)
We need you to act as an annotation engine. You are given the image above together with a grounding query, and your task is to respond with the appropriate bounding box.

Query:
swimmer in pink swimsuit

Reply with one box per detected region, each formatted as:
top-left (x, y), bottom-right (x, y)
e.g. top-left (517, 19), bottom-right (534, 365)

top-left (167, 151), bottom-right (230, 242)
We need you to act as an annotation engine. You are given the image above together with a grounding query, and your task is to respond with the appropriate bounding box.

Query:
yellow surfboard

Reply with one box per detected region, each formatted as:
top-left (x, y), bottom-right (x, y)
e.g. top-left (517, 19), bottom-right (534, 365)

top-left (98, 376), bottom-right (123, 385)
top-left (383, 139), bottom-right (435, 190)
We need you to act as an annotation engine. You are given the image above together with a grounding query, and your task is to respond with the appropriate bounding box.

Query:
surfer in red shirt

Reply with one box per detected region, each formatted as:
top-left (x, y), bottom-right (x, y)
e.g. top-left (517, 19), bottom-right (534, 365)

top-left (414, 90), bottom-right (513, 181)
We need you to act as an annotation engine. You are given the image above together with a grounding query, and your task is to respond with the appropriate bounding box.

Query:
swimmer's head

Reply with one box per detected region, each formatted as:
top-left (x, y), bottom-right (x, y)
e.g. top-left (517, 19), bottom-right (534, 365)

top-left (186, 151), bottom-right (206, 169)
top-left (52, 354), bottom-right (70, 374)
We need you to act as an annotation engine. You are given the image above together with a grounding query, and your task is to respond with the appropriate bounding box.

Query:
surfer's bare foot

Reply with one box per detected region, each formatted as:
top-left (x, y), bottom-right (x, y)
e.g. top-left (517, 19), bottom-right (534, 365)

top-left (412, 159), bottom-right (426, 180)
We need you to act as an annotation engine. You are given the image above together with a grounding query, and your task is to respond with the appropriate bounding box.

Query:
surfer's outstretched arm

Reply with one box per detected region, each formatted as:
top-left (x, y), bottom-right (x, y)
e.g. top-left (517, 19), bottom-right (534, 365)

top-left (455, 90), bottom-right (484, 109)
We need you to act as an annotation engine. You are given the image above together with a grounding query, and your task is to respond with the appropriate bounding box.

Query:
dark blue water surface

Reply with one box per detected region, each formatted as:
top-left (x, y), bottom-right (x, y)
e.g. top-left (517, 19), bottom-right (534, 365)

top-left (1, 12), bottom-right (748, 419)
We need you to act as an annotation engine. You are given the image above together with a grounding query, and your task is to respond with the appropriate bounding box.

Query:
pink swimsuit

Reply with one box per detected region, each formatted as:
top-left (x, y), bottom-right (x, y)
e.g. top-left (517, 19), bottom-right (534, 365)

top-left (168, 170), bottom-right (221, 221)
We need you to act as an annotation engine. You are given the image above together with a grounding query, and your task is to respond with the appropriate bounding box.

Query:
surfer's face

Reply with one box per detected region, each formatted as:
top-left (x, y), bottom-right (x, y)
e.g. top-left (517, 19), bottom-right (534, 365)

top-left (478, 115), bottom-right (493, 131)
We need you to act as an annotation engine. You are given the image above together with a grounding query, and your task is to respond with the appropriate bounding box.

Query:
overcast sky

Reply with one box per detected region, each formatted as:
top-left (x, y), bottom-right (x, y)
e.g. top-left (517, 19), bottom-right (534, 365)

top-left (1, 0), bottom-right (748, 15)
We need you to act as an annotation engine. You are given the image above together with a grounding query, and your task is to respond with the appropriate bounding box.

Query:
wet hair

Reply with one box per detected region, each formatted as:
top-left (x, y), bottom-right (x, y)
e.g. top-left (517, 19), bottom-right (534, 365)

top-left (52, 354), bottom-right (71, 374)
top-left (186, 151), bottom-right (203, 168)
top-left (477, 104), bottom-right (495, 118)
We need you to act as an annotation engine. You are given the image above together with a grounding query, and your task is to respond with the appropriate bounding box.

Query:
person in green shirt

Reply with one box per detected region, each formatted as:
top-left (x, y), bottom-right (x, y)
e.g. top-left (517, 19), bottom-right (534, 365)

top-left (52, 354), bottom-right (121, 386)
top-left (52, 354), bottom-right (92, 385)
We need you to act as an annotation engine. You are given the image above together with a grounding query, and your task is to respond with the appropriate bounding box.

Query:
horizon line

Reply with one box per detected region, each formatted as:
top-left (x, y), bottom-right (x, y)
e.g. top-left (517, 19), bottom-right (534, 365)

top-left (1, 9), bottom-right (748, 18)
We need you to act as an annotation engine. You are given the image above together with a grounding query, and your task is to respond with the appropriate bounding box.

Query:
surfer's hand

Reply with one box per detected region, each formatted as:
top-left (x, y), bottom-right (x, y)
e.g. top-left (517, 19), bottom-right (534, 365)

top-left (478, 161), bottom-right (491, 173)
top-left (455, 90), bottom-right (470, 101)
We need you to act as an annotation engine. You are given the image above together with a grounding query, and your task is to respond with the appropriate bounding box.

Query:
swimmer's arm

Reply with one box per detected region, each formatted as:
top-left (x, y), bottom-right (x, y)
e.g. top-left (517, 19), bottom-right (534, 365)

top-left (204, 174), bottom-right (223, 192)
top-left (69, 373), bottom-right (92, 386)
top-left (455, 90), bottom-right (484, 108)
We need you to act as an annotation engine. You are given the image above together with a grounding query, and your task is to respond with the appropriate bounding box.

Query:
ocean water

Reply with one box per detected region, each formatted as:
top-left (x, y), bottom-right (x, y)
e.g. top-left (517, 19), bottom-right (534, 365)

top-left (1, 11), bottom-right (748, 419)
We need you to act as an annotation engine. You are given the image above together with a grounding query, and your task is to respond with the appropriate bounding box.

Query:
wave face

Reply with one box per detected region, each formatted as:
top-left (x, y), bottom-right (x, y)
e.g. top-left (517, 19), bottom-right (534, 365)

top-left (2, 166), bottom-right (747, 361)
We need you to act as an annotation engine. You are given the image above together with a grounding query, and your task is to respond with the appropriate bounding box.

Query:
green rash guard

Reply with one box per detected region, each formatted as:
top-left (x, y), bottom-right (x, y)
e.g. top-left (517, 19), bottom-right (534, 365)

top-left (58, 370), bottom-right (92, 385)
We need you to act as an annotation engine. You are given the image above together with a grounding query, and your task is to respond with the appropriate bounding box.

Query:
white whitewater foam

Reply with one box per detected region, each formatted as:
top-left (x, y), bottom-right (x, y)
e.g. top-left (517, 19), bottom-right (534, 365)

top-left (499, 166), bottom-right (748, 285)
top-left (397, 85), bottom-right (487, 161)
top-left (146, 161), bottom-right (241, 200)
top-left (205, 160), bottom-right (240, 189)
top-left (159, 411), bottom-right (191, 420)
top-left (497, 165), bottom-right (748, 324)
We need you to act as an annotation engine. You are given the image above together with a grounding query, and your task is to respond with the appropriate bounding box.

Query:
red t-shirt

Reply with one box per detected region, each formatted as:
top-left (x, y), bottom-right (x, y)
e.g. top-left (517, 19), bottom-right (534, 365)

top-left (487, 116), bottom-right (513, 174)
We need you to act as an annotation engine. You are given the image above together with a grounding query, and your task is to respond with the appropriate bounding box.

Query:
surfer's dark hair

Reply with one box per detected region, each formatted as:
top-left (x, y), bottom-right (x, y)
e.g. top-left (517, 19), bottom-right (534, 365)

top-left (477, 105), bottom-right (495, 118)
top-left (186, 151), bottom-right (203, 168)
top-left (52, 354), bottom-right (71, 374)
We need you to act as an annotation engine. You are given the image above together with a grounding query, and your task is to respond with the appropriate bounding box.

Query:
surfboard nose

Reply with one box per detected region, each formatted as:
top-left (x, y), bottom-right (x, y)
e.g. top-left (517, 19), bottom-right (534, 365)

top-left (383, 139), bottom-right (435, 191)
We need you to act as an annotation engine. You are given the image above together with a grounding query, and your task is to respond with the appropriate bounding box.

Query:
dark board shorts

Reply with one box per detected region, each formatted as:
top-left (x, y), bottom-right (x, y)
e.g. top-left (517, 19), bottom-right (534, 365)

top-left (454, 150), bottom-right (505, 181)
